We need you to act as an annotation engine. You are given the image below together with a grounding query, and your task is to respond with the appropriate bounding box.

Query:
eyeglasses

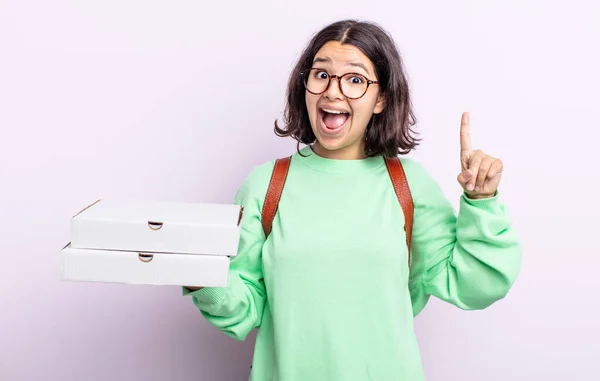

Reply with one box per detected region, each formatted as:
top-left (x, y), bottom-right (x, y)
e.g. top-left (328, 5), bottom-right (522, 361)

top-left (301, 68), bottom-right (379, 100)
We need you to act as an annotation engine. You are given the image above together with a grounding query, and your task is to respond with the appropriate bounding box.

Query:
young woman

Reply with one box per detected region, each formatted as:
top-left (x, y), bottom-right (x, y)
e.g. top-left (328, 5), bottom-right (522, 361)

top-left (184, 19), bottom-right (521, 381)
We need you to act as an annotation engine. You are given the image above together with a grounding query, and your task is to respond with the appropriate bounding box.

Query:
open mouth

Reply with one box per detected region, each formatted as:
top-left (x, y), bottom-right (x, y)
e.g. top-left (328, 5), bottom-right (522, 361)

top-left (318, 107), bottom-right (351, 135)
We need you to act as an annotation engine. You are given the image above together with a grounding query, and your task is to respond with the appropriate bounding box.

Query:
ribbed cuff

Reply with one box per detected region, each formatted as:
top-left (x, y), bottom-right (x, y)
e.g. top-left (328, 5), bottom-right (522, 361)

top-left (183, 286), bottom-right (228, 312)
top-left (461, 191), bottom-right (501, 214)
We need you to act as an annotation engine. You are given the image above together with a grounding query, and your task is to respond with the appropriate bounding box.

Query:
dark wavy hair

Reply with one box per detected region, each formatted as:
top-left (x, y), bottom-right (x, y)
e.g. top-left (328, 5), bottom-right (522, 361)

top-left (274, 19), bottom-right (419, 158)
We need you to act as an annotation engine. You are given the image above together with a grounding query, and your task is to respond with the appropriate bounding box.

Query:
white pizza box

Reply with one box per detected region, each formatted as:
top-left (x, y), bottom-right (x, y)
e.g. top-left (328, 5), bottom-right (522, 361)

top-left (61, 243), bottom-right (230, 287)
top-left (71, 198), bottom-right (243, 256)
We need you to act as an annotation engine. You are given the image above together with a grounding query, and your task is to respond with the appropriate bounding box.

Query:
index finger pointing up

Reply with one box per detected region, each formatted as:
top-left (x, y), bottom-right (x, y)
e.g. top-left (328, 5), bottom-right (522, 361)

top-left (460, 111), bottom-right (471, 154)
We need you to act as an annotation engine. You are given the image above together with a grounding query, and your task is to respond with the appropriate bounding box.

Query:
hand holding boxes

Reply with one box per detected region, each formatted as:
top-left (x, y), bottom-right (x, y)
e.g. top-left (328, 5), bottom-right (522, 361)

top-left (61, 198), bottom-right (242, 287)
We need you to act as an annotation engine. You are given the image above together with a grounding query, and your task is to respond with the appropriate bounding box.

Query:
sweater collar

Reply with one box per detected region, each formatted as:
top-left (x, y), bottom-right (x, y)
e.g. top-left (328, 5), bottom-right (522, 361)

top-left (295, 145), bottom-right (384, 174)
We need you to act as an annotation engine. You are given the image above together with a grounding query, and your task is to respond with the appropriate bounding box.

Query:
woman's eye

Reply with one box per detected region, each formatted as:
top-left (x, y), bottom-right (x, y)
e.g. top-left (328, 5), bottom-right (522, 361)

top-left (316, 71), bottom-right (328, 79)
top-left (349, 76), bottom-right (363, 84)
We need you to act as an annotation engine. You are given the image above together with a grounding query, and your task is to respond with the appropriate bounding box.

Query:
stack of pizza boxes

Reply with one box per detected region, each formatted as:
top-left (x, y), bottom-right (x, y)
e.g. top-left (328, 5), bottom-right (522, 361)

top-left (61, 198), bottom-right (242, 287)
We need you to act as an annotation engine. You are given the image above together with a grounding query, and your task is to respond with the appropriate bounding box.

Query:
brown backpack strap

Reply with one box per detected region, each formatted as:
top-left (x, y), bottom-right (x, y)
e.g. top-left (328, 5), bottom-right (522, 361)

top-left (384, 156), bottom-right (414, 266)
top-left (261, 156), bottom-right (292, 238)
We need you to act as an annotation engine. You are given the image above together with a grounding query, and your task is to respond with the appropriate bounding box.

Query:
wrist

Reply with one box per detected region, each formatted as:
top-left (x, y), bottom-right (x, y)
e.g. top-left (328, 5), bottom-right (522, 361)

top-left (465, 191), bottom-right (497, 200)
top-left (184, 286), bottom-right (204, 291)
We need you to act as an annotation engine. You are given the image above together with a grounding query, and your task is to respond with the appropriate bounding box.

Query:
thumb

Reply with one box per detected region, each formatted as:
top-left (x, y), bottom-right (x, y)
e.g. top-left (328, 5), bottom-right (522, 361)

top-left (457, 169), bottom-right (472, 187)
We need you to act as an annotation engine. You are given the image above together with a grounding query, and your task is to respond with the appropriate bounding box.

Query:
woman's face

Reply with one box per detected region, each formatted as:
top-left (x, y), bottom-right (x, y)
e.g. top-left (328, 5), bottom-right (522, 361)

top-left (305, 41), bottom-right (385, 160)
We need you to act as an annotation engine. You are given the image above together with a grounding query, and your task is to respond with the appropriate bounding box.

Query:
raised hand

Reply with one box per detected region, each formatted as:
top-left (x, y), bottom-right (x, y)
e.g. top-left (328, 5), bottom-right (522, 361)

top-left (457, 112), bottom-right (503, 199)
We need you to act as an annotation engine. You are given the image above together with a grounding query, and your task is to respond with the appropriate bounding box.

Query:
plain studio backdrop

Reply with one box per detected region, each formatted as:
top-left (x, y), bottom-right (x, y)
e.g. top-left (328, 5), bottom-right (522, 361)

top-left (1, 0), bottom-right (598, 380)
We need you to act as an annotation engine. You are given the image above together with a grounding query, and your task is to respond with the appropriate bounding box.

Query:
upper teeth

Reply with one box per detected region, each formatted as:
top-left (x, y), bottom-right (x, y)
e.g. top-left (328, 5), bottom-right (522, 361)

top-left (322, 108), bottom-right (348, 114)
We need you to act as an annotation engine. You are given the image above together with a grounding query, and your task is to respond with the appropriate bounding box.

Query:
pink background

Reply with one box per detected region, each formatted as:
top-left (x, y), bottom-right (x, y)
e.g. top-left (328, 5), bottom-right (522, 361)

top-left (1, 1), bottom-right (598, 380)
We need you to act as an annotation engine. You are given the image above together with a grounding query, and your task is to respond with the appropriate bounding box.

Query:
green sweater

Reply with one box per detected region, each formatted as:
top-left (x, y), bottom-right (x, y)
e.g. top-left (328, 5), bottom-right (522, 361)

top-left (184, 146), bottom-right (521, 380)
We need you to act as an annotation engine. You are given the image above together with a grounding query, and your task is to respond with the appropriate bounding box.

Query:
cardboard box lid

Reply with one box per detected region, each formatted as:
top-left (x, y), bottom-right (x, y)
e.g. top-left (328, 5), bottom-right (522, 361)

top-left (71, 198), bottom-right (243, 255)
top-left (74, 198), bottom-right (243, 226)
top-left (61, 243), bottom-right (230, 287)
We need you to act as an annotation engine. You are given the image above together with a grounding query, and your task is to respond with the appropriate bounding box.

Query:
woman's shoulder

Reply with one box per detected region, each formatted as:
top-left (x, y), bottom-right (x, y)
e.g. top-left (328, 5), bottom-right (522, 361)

top-left (398, 156), bottom-right (433, 180)
top-left (241, 149), bottom-right (303, 186)
top-left (233, 157), bottom-right (281, 203)
top-left (395, 156), bottom-right (446, 198)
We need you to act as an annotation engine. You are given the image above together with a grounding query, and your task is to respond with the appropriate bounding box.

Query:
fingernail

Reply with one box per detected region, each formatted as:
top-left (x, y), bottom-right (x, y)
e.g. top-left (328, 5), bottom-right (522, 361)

top-left (467, 183), bottom-right (474, 191)
top-left (475, 186), bottom-right (480, 192)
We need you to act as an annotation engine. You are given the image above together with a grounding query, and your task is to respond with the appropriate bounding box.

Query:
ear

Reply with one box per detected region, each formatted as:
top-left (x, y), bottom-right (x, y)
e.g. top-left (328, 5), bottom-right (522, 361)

top-left (373, 92), bottom-right (386, 114)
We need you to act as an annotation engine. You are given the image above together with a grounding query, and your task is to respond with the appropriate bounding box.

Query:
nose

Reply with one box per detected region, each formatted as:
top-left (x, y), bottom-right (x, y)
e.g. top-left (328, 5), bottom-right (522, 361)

top-left (323, 75), bottom-right (345, 101)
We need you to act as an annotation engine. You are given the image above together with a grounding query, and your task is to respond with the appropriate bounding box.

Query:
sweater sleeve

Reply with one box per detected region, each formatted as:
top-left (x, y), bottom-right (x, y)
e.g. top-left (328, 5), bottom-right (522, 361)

top-left (401, 159), bottom-right (522, 316)
top-left (182, 163), bottom-right (273, 341)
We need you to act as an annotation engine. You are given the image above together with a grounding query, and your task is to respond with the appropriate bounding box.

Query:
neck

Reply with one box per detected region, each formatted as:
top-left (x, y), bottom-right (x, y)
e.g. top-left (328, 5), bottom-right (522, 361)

top-left (311, 142), bottom-right (366, 160)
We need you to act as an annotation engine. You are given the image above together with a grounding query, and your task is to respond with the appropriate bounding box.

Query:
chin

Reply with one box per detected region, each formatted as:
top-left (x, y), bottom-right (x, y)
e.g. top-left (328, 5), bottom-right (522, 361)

top-left (317, 139), bottom-right (346, 151)
top-left (312, 127), bottom-right (347, 151)
top-left (312, 135), bottom-right (366, 159)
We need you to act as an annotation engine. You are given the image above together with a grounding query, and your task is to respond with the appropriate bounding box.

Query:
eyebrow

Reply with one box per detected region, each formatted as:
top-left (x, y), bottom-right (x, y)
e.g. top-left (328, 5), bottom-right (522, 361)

top-left (312, 56), bottom-right (372, 76)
